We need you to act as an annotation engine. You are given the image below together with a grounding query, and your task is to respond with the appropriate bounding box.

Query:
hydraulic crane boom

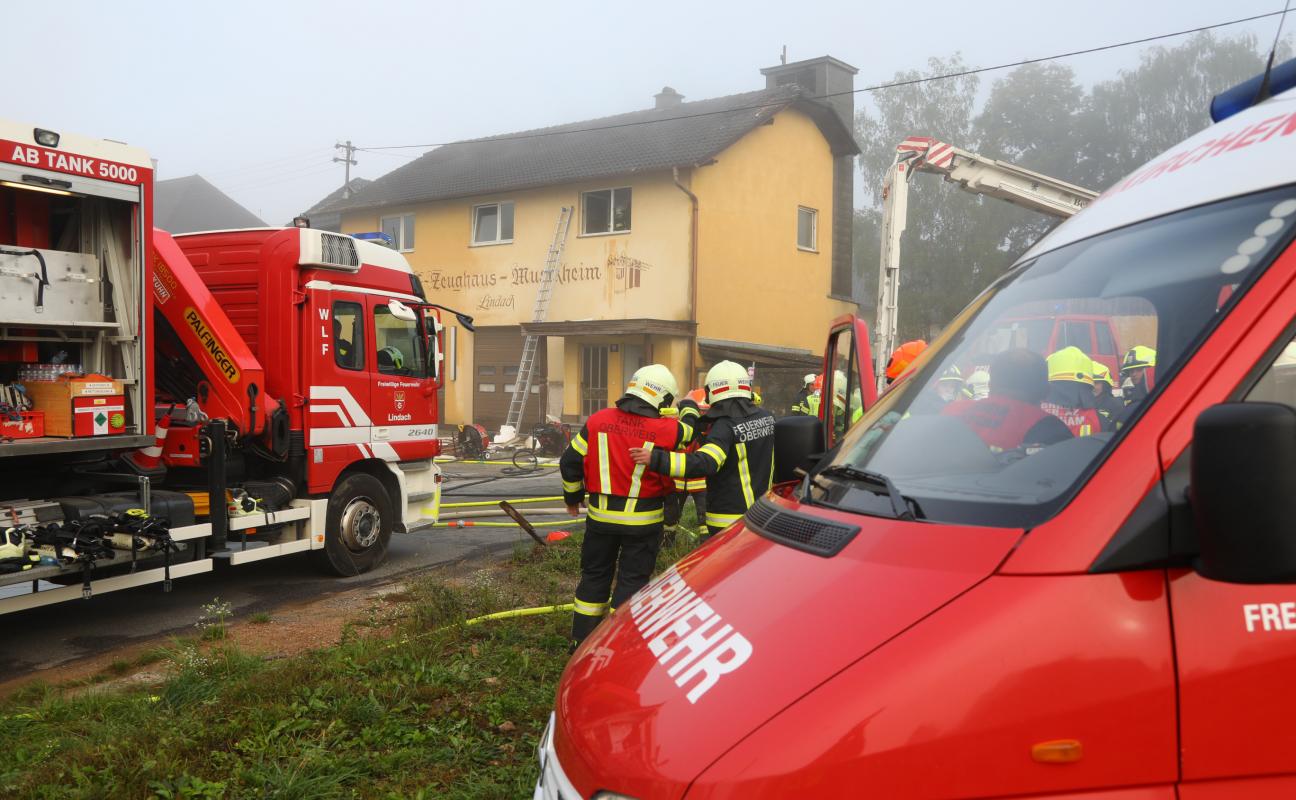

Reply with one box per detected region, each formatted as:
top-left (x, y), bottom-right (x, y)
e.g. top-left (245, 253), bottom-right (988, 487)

top-left (874, 136), bottom-right (1098, 392)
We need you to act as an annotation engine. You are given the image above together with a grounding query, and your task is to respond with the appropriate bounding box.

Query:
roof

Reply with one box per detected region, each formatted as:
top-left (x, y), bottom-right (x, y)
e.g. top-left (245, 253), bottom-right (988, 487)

top-left (304, 177), bottom-right (373, 216)
top-left (1023, 86), bottom-right (1296, 260)
top-left (154, 174), bottom-right (266, 234)
top-left (331, 87), bottom-right (859, 213)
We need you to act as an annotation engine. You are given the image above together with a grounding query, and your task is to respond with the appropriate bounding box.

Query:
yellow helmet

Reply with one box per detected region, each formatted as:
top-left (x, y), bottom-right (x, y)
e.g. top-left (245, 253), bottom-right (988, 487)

top-left (704, 360), bottom-right (752, 402)
top-left (1121, 345), bottom-right (1157, 373)
top-left (626, 364), bottom-right (680, 410)
top-left (1047, 346), bottom-right (1093, 385)
top-left (1090, 360), bottom-right (1114, 386)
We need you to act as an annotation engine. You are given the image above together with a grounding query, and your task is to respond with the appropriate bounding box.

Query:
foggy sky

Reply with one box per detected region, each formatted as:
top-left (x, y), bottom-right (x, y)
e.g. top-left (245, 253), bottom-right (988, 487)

top-left (4, 0), bottom-right (1283, 225)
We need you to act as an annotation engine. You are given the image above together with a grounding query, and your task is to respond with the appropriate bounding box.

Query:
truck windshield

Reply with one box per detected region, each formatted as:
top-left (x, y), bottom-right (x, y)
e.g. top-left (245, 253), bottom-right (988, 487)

top-left (818, 187), bottom-right (1296, 528)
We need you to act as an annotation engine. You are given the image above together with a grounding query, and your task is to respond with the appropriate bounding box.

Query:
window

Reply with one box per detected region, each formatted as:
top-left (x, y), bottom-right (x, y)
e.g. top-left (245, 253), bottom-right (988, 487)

top-left (1095, 322), bottom-right (1118, 356)
top-left (808, 187), bottom-right (1296, 529)
top-left (478, 383), bottom-right (497, 393)
top-left (504, 365), bottom-right (519, 376)
top-left (472, 202), bottom-right (515, 245)
top-left (380, 214), bottom-right (416, 252)
top-left (797, 207), bottom-right (818, 251)
top-left (373, 304), bottom-right (427, 377)
top-left (333, 301), bottom-right (364, 371)
top-left (582, 188), bottom-right (631, 235)
top-left (1059, 321), bottom-right (1093, 353)
top-left (1246, 339), bottom-right (1296, 406)
top-left (478, 365), bottom-right (496, 375)
top-left (824, 328), bottom-right (860, 446)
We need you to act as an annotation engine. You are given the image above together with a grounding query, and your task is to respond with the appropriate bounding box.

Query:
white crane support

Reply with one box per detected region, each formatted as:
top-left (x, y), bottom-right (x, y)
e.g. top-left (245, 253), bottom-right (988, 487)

top-left (874, 136), bottom-right (1099, 392)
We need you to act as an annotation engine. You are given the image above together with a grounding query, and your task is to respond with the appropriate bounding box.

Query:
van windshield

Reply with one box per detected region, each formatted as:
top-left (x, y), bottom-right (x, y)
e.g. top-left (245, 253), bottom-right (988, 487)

top-left (815, 187), bottom-right (1296, 528)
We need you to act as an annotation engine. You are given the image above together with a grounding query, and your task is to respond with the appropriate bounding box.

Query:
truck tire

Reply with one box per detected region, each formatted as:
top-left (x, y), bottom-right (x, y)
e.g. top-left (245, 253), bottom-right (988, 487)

top-left (315, 473), bottom-right (393, 576)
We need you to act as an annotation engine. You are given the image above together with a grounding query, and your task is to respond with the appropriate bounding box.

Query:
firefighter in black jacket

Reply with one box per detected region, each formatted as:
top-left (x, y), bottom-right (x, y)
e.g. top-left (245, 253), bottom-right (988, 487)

top-left (631, 360), bottom-right (775, 540)
top-left (559, 364), bottom-right (700, 649)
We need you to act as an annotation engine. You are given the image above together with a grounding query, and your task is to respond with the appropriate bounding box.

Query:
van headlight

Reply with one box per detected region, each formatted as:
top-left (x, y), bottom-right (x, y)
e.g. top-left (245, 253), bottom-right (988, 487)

top-left (593, 794), bottom-right (640, 800)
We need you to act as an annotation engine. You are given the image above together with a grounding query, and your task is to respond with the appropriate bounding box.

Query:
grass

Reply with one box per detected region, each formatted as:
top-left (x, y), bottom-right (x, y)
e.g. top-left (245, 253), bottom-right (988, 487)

top-left (249, 612), bottom-right (273, 625)
top-left (0, 505), bottom-right (702, 799)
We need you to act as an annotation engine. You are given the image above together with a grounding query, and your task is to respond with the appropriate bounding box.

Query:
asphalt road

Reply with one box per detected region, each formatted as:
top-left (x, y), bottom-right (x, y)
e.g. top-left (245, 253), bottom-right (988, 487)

top-left (0, 462), bottom-right (567, 677)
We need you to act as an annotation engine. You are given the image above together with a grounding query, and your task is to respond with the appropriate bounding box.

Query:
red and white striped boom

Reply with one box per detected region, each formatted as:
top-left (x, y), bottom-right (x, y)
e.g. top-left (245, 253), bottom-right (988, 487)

top-left (875, 137), bottom-right (1098, 391)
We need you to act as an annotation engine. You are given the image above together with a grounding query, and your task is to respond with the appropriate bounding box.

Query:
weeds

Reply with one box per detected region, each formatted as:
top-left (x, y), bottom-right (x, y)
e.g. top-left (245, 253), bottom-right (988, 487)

top-left (0, 517), bottom-right (703, 798)
top-left (249, 612), bottom-right (272, 625)
top-left (195, 597), bottom-right (233, 641)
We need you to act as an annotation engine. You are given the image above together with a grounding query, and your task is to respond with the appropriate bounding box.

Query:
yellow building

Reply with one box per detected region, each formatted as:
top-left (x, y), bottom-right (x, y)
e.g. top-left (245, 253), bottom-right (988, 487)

top-left (332, 56), bottom-right (861, 430)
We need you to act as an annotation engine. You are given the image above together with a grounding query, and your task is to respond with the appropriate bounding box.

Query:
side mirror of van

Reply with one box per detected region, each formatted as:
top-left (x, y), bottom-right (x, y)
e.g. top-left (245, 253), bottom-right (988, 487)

top-left (773, 416), bottom-right (824, 484)
top-left (1191, 402), bottom-right (1296, 583)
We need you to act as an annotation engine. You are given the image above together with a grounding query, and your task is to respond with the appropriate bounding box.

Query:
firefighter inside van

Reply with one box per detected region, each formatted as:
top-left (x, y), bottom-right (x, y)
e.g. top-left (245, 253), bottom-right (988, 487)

top-left (809, 187), bottom-right (1296, 528)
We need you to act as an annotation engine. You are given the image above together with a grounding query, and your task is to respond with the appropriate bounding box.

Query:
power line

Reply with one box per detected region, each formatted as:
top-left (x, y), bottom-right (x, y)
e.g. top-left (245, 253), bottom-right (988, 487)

top-left (361, 8), bottom-right (1290, 152)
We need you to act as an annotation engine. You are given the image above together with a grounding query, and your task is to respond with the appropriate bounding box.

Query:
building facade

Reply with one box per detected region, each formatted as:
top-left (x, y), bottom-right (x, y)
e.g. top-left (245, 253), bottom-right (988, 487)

top-left (335, 56), bottom-right (860, 430)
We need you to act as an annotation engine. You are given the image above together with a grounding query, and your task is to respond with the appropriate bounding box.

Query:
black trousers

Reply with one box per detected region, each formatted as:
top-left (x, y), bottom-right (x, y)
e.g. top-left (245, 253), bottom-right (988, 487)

top-left (663, 491), bottom-right (707, 528)
top-left (571, 517), bottom-right (663, 645)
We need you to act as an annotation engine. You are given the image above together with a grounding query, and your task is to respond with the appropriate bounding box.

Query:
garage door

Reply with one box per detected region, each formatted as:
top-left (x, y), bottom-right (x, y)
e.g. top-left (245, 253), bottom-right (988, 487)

top-left (473, 326), bottom-right (547, 433)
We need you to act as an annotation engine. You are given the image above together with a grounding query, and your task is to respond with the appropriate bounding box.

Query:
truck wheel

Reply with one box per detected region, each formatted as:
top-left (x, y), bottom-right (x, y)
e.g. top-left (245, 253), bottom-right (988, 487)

top-left (315, 473), bottom-right (393, 576)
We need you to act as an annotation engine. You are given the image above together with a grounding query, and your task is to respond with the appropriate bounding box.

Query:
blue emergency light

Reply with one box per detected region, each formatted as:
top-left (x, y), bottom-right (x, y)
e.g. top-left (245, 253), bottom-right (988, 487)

top-left (350, 231), bottom-right (396, 248)
top-left (1210, 56), bottom-right (1296, 122)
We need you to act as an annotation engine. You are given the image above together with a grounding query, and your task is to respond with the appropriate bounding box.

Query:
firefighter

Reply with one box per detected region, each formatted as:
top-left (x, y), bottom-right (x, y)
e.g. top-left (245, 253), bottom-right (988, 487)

top-left (559, 364), bottom-right (698, 650)
top-left (1041, 346), bottom-right (1105, 436)
top-left (1090, 360), bottom-right (1124, 427)
top-left (791, 374), bottom-right (816, 415)
top-left (662, 388), bottom-right (709, 544)
top-left (806, 374), bottom-right (824, 416)
top-left (942, 349), bottom-right (1072, 452)
top-left (885, 339), bottom-right (928, 385)
top-left (630, 360), bottom-right (775, 540)
top-left (912, 365), bottom-right (966, 415)
top-left (1120, 346), bottom-right (1157, 407)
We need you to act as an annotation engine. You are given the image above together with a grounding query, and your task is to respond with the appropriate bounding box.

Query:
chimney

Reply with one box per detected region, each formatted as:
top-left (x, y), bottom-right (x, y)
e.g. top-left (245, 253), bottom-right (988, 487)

top-left (759, 55), bottom-right (860, 303)
top-left (654, 86), bottom-right (684, 110)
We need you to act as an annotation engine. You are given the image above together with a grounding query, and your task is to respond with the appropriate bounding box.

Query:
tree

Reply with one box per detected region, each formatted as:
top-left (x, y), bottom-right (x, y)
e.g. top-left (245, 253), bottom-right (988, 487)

top-left (853, 32), bottom-right (1288, 345)
top-left (856, 55), bottom-right (983, 341)
top-left (1074, 31), bottom-right (1287, 189)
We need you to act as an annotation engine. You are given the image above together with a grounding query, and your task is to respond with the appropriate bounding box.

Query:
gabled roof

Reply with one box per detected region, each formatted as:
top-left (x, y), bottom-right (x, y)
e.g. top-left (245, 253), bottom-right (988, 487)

top-left (304, 177), bottom-right (373, 216)
top-left (331, 87), bottom-right (859, 213)
top-left (155, 175), bottom-right (266, 234)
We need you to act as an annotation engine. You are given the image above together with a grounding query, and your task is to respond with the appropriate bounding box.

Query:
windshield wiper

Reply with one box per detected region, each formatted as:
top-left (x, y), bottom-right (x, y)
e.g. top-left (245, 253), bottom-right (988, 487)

top-left (818, 464), bottom-right (919, 521)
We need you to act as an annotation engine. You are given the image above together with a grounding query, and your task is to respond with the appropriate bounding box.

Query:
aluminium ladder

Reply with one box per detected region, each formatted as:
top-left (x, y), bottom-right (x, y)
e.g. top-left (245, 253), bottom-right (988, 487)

top-left (503, 206), bottom-right (573, 436)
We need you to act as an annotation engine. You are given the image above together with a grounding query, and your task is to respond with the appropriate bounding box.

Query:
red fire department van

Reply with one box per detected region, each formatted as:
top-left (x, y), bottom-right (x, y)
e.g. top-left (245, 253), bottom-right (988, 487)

top-left (537, 66), bottom-right (1296, 797)
top-left (0, 118), bottom-right (455, 613)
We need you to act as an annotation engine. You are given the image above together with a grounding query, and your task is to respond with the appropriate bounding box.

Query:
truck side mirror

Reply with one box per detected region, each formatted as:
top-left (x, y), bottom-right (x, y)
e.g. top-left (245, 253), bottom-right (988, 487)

top-left (1191, 402), bottom-right (1296, 583)
top-left (773, 416), bottom-right (824, 484)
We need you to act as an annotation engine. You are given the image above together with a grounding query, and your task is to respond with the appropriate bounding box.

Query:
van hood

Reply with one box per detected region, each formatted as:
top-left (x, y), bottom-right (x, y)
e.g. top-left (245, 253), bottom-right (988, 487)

top-left (551, 493), bottom-right (1023, 798)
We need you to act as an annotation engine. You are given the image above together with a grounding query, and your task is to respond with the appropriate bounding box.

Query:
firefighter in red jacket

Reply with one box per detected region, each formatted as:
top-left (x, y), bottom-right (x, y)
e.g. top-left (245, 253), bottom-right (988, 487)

top-left (559, 364), bottom-right (700, 649)
top-left (941, 348), bottom-right (1072, 452)
top-left (631, 361), bottom-right (775, 540)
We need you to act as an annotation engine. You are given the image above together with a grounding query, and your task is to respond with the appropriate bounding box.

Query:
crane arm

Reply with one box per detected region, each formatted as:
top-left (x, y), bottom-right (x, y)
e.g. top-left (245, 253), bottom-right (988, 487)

top-left (873, 137), bottom-right (1098, 391)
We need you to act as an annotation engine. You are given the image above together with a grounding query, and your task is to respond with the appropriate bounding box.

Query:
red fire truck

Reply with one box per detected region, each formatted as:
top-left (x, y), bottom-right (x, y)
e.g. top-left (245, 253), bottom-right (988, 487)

top-left (0, 118), bottom-right (457, 613)
top-left (537, 64), bottom-right (1296, 797)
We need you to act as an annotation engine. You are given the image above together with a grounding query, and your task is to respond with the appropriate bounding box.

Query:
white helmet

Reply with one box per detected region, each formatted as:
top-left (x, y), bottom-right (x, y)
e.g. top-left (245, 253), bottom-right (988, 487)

top-left (626, 364), bottom-right (680, 409)
top-left (966, 369), bottom-right (990, 400)
top-left (832, 369), bottom-right (848, 407)
top-left (803, 373), bottom-right (816, 387)
top-left (704, 360), bottom-right (752, 402)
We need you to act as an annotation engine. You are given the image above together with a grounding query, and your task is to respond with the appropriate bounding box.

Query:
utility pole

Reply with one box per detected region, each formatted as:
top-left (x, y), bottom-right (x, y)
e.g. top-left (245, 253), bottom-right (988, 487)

top-left (333, 140), bottom-right (358, 197)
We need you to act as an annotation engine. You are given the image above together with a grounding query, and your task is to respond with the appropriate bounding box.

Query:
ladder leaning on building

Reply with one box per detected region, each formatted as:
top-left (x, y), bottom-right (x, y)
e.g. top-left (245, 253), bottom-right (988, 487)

top-left (502, 206), bottom-right (573, 438)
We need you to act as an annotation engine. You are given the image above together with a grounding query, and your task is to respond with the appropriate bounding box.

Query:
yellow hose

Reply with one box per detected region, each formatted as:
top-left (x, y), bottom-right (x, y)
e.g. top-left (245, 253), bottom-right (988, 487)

top-left (435, 457), bottom-right (559, 466)
top-left (441, 495), bottom-right (562, 508)
top-left (463, 603), bottom-right (575, 626)
top-left (430, 519), bottom-right (574, 528)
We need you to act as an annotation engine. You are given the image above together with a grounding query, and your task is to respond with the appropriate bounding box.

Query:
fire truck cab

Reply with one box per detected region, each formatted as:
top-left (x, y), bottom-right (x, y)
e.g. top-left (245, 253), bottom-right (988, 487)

top-left (537, 65), bottom-right (1296, 798)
